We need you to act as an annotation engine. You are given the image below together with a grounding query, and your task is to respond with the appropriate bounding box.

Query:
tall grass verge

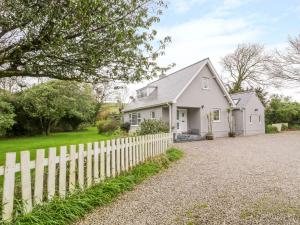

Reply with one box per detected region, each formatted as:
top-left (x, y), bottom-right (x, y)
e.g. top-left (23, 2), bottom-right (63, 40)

top-left (8, 148), bottom-right (183, 225)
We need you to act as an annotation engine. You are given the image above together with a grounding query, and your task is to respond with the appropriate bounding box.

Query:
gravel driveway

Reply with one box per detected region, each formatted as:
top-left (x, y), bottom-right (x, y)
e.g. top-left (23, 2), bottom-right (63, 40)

top-left (77, 132), bottom-right (300, 225)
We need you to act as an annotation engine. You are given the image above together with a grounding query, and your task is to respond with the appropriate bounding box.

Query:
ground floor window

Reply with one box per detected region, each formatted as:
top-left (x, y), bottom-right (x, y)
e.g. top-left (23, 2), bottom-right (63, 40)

top-left (129, 112), bottom-right (141, 125)
top-left (212, 109), bottom-right (221, 122)
top-left (250, 115), bottom-right (252, 124)
top-left (150, 111), bottom-right (156, 119)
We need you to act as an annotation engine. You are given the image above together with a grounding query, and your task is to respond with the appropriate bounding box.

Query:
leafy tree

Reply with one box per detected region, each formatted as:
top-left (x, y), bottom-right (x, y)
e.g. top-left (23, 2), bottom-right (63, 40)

top-left (265, 95), bottom-right (300, 125)
top-left (0, 90), bottom-right (15, 135)
top-left (0, 0), bottom-right (171, 82)
top-left (20, 80), bottom-right (97, 135)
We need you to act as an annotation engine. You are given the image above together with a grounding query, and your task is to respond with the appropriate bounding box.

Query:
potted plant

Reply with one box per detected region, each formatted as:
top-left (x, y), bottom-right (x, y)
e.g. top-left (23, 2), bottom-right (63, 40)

top-left (227, 107), bottom-right (236, 137)
top-left (206, 112), bottom-right (214, 140)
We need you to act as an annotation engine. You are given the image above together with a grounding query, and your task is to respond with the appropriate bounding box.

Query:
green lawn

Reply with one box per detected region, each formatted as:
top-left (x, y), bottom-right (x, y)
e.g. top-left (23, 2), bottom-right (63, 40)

top-left (0, 127), bottom-right (113, 164)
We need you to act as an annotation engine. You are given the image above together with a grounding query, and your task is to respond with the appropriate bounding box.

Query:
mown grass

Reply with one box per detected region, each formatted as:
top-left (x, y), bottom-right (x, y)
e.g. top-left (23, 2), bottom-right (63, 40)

top-left (8, 148), bottom-right (183, 225)
top-left (0, 127), bottom-right (113, 164)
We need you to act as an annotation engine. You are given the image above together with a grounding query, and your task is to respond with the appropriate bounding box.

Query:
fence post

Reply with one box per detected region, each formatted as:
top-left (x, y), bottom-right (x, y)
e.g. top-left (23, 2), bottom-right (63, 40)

top-left (120, 138), bottom-right (125, 172)
top-left (47, 148), bottom-right (56, 200)
top-left (78, 144), bottom-right (85, 189)
top-left (125, 138), bottom-right (129, 171)
top-left (59, 146), bottom-right (67, 198)
top-left (69, 145), bottom-right (76, 193)
top-left (116, 139), bottom-right (121, 175)
top-left (132, 137), bottom-right (136, 166)
top-left (20, 151), bottom-right (33, 213)
top-left (2, 152), bottom-right (16, 221)
top-left (100, 141), bottom-right (105, 181)
top-left (111, 139), bottom-right (116, 177)
top-left (86, 143), bottom-right (92, 187)
top-left (93, 142), bottom-right (100, 184)
top-left (34, 149), bottom-right (45, 205)
top-left (106, 140), bottom-right (111, 178)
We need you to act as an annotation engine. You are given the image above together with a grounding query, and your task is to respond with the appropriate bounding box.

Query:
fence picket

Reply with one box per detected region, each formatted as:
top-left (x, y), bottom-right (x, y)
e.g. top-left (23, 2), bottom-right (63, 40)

top-left (116, 139), bottom-right (121, 175)
top-left (87, 143), bottom-right (92, 187)
top-left (34, 149), bottom-right (45, 205)
top-left (59, 146), bottom-right (67, 198)
top-left (111, 139), bottom-right (116, 177)
top-left (125, 138), bottom-right (129, 171)
top-left (129, 137), bottom-right (133, 169)
top-left (69, 145), bottom-right (76, 193)
top-left (47, 148), bottom-right (56, 200)
top-left (106, 140), bottom-right (111, 177)
top-left (100, 141), bottom-right (105, 181)
top-left (20, 151), bottom-right (32, 213)
top-left (78, 144), bottom-right (85, 189)
top-left (2, 152), bottom-right (16, 221)
top-left (93, 142), bottom-right (100, 183)
top-left (132, 137), bottom-right (136, 166)
top-left (120, 138), bottom-right (125, 172)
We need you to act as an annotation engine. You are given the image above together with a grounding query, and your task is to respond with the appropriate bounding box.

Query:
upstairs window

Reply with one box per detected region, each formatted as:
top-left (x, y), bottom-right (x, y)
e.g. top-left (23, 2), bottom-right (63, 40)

top-left (249, 115), bottom-right (252, 124)
top-left (202, 77), bottom-right (209, 89)
top-left (212, 109), bottom-right (221, 122)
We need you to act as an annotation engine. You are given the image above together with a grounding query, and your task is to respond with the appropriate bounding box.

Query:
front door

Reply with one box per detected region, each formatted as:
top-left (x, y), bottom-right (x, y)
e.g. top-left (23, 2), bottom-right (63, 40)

top-left (177, 109), bottom-right (188, 133)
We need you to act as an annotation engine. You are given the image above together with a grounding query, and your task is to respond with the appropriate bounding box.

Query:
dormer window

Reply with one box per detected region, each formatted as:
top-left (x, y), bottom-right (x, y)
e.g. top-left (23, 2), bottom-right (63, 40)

top-left (202, 77), bottom-right (209, 89)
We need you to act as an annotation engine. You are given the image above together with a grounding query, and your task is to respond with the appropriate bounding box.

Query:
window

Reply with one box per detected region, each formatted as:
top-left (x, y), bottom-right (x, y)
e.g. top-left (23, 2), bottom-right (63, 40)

top-left (233, 99), bottom-right (240, 105)
top-left (129, 112), bottom-right (141, 126)
top-left (202, 77), bottom-right (209, 89)
top-left (150, 111), bottom-right (155, 119)
top-left (249, 115), bottom-right (252, 124)
top-left (212, 109), bottom-right (221, 122)
top-left (259, 115), bottom-right (261, 124)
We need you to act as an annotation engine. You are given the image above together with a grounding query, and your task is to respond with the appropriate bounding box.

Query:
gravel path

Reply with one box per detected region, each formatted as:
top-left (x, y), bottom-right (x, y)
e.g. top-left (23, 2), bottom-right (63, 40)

top-left (77, 132), bottom-right (300, 225)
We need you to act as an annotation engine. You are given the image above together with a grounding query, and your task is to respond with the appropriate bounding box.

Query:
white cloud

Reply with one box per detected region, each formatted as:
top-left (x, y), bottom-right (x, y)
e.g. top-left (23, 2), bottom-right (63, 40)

top-left (172, 0), bottom-right (208, 14)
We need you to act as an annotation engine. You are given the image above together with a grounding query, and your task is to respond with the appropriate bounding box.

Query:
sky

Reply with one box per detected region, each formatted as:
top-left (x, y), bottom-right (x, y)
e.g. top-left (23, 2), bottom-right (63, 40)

top-left (127, 0), bottom-right (300, 101)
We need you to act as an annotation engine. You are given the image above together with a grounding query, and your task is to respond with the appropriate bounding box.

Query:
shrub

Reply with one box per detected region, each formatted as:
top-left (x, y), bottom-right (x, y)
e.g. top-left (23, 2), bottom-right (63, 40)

top-left (96, 119), bottom-right (118, 133)
top-left (281, 124), bottom-right (288, 131)
top-left (266, 124), bottom-right (279, 134)
top-left (120, 122), bottom-right (131, 133)
top-left (289, 123), bottom-right (300, 130)
top-left (137, 119), bottom-right (169, 135)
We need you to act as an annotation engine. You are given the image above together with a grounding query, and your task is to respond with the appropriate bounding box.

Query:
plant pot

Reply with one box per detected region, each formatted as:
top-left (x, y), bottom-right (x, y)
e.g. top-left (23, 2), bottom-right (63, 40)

top-left (228, 132), bottom-right (236, 137)
top-left (206, 134), bottom-right (214, 140)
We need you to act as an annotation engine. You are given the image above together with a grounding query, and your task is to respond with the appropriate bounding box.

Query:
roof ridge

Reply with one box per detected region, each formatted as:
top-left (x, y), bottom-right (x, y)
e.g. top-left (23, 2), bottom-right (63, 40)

top-left (146, 57), bottom-right (209, 86)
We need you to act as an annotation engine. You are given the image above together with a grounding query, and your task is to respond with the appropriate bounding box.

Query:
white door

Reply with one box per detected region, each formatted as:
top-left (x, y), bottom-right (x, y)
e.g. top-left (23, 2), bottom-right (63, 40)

top-left (177, 109), bottom-right (188, 133)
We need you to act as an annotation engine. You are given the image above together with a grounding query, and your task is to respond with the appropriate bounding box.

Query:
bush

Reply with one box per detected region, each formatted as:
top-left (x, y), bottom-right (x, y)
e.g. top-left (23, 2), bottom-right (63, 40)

top-left (137, 119), bottom-right (169, 135)
top-left (96, 119), bottom-right (118, 133)
top-left (281, 124), bottom-right (288, 131)
top-left (266, 124), bottom-right (279, 134)
top-left (120, 122), bottom-right (131, 133)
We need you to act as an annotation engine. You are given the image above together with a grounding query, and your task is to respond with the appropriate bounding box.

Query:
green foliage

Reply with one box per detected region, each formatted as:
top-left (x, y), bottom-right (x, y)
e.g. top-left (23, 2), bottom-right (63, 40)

top-left (19, 80), bottom-right (97, 135)
top-left (166, 148), bottom-right (184, 161)
top-left (137, 119), bottom-right (169, 135)
top-left (266, 125), bottom-right (279, 134)
top-left (96, 119), bottom-right (119, 133)
top-left (265, 95), bottom-right (300, 126)
top-left (0, 97), bottom-right (15, 136)
top-left (0, 0), bottom-right (171, 83)
top-left (281, 124), bottom-right (288, 131)
top-left (11, 148), bottom-right (183, 224)
top-left (120, 122), bottom-right (131, 133)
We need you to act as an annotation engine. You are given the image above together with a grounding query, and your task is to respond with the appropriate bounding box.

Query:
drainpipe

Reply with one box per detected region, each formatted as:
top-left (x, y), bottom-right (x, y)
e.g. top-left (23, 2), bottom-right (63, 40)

top-left (167, 103), bottom-right (172, 133)
top-left (242, 107), bottom-right (246, 136)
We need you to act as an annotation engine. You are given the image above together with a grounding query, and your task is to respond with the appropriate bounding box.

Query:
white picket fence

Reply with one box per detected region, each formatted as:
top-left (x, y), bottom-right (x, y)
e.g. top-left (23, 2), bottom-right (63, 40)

top-left (0, 133), bottom-right (172, 221)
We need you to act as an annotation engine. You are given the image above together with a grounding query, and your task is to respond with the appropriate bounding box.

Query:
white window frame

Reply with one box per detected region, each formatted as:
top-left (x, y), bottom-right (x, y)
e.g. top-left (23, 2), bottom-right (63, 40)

top-left (202, 77), bottom-right (210, 90)
top-left (129, 112), bottom-right (141, 126)
top-left (212, 109), bottom-right (221, 122)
